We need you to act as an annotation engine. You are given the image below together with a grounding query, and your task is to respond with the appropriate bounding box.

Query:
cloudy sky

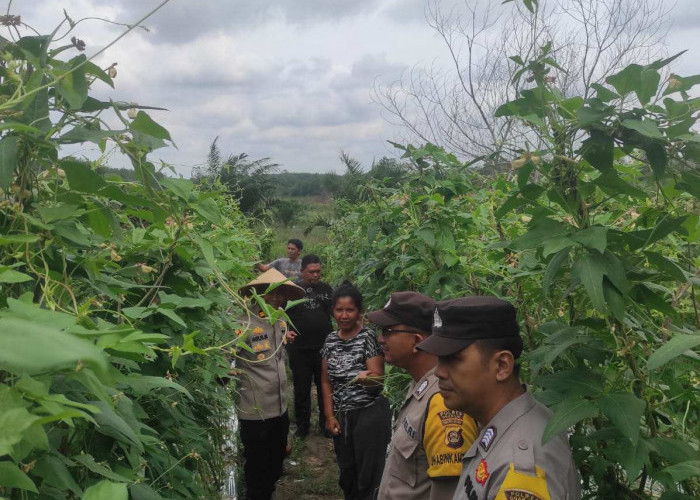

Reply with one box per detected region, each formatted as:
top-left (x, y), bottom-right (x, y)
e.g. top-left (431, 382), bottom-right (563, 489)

top-left (10, 0), bottom-right (700, 176)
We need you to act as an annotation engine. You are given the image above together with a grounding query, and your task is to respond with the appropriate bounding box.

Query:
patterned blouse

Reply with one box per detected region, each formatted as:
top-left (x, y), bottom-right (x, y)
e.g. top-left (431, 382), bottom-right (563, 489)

top-left (321, 327), bottom-right (383, 412)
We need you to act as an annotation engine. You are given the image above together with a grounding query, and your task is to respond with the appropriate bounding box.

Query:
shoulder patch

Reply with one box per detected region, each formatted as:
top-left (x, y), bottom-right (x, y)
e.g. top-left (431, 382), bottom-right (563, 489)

top-left (475, 459), bottom-right (490, 485)
top-left (503, 491), bottom-right (545, 500)
top-left (479, 426), bottom-right (497, 451)
top-left (494, 464), bottom-right (551, 500)
top-left (424, 393), bottom-right (474, 479)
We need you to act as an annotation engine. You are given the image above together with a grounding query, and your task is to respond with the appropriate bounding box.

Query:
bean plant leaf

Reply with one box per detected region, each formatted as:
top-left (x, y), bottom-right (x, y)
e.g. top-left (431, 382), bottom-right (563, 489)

top-left (591, 83), bottom-right (619, 102)
top-left (0, 461), bottom-right (39, 492)
top-left (82, 480), bottom-right (128, 500)
top-left (0, 315), bottom-right (109, 376)
top-left (603, 281), bottom-right (626, 321)
top-left (71, 455), bottom-right (130, 482)
top-left (647, 334), bottom-right (700, 370)
top-left (59, 126), bottom-right (126, 145)
top-left (645, 140), bottom-right (668, 178)
top-left (572, 253), bottom-right (606, 310)
top-left (571, 226), bottom-right (608, 253)
top-left (622, 119), bottom-right (664, 139)
top-left (55, 55), bottom-right (88, 110)
top-left (598, 392), bottom-right (645, 445)
top-left (580, 130), bottom-right (613, 172)
top-left (661, 460), bottom-right (700, 482)
top-left (416, 227), bottom-right (436, 246)
top-left (130, 111), bottom-right (172, 141)
top-left (192, 198), bottom-right (223, 225)
top-left (62, 160), bottom-right (106, 193)
top-left (91, 401), bottom-right (144, 452)
top-left (543, 398), bottom-right (598, 444)
top-left (33, 455), bottom-right (82, 496)
top-left (129, 483), bottom-right (163, 500)
top-left (157, 308), bottom-right (187, 328)
top-left (535, 367), bottom-right (604, 397)
top-left (658, 493), bottom-right (697, 500)
top-left (543, 247), bottom-right (570, 296)
top-left (0, 234), bottom-right (39, 245)
top-left (0, 408), bottom-right (40, 456)
top-left (0, 136), bottom-right (18, 190)
top-left (0, 269), bottom-right (33, 283)
top-left (644, 252), bottom-right (686, 282)
top-left (606, 64), bottom-right (643, 98)
top-left (647, 437), bottom-right (698, 465)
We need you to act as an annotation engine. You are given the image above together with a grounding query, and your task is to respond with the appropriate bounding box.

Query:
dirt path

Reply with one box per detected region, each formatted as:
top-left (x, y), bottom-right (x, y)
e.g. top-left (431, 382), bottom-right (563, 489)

top-left (274, 383), bottom-right (342, 500)
top-left (275, 429), bottom-right (342, 500)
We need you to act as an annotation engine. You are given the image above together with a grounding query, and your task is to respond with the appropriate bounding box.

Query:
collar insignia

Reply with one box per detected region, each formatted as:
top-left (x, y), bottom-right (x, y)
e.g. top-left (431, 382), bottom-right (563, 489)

top-left (479, 426), bottom-right (497, 451)
top-left (433, 307), bottom-right (443, 328)
top-left (416, 380), bottom-right (428, 396)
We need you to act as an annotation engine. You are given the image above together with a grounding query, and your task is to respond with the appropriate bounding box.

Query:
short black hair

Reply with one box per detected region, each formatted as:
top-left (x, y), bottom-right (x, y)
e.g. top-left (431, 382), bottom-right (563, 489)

top-left (332, 281), bottom-right (363, 312)
top-left (288, 238), bottom-right (303, 250)
top-left (475, 336), bottom-right (524, 377)
top-left (301, 254), bottom-right (321, 270)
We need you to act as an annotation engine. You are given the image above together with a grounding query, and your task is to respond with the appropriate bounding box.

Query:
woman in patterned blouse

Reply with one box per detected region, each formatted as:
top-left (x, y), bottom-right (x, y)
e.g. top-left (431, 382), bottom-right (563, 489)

top-left (320, 282), bottom-right (392, 500)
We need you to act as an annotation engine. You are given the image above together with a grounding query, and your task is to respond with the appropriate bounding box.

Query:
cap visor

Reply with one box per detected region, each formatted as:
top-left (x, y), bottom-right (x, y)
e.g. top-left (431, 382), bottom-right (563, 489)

top-left (417, 334), bottom-right (475, 357)
top-left (366, 309), bottom-right (402, 327)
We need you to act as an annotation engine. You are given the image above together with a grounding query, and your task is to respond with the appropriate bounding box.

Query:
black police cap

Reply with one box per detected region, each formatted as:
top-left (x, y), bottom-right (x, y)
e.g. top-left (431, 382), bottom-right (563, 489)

top-left (366, 291), bottom-right (435, 333)
top-left (417, 296), bottom-right (519, 356)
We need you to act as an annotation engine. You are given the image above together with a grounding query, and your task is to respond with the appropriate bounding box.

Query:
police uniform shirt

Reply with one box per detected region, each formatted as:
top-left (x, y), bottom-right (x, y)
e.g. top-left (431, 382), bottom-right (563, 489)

top-left (236, 312), bottom-right (288, 420)
top-left (378, 368), bottom-right (478, 500)
top-left (454, 390), bottom-right (581, 500)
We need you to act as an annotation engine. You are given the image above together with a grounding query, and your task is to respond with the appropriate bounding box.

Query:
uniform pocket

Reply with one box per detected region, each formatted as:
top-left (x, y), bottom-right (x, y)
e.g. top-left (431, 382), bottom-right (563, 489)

top-left (389, 434), bottom-right (419, 487)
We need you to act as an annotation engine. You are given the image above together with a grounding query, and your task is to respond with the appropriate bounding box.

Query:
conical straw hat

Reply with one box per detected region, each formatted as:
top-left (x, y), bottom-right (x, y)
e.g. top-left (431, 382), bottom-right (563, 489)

top-left (239, 268), bottom-right (305, 301)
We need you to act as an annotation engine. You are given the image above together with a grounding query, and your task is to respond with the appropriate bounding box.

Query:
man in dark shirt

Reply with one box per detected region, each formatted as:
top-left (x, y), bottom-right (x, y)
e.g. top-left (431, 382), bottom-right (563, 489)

top-left (286, 254), bottom-right (334, 438)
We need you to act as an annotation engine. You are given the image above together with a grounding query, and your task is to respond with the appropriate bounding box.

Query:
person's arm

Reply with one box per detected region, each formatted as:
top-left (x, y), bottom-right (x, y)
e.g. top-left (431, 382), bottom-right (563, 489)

top-left (256, 262), bottom-right (271, 272)
top-left (321, 359), bottom-right (341, 435)
top-left (356, 355), bottom-right (385, 394)
top-left (430, 478), bottom-right (460, 500)
top-left (362, 355), bottom-right (385, 377)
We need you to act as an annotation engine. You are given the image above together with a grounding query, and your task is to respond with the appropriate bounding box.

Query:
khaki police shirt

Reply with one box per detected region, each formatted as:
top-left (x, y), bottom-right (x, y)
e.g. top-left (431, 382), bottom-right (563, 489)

top-left (236, 312), bottom-right (288, 420)
top-left (377, 368), bottom-right (478, 500)
top-left (453, 390), bottom-right (581, 500)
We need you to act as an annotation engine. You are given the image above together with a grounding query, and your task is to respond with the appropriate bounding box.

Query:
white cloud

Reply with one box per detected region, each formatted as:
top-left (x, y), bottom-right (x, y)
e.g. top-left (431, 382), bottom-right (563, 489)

top-left (6, 0), bottom-right (700, 176)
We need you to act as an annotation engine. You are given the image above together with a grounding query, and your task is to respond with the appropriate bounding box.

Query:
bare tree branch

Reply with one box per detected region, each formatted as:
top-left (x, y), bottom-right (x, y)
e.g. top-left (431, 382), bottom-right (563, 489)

top-left (373, 0), bottom-right (672, 168)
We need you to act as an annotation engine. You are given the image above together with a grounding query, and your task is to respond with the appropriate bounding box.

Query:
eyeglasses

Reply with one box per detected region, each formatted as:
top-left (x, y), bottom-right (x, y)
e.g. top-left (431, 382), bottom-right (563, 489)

top-left (381, 327), bottom-right (419, 336)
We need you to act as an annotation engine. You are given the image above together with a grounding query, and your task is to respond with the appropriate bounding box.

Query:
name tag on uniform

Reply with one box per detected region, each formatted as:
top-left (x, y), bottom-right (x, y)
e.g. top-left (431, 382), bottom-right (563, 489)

top-left (402, 417), bottom-right (417, 440)
top-left (252, 339), bottom-right (271, 352)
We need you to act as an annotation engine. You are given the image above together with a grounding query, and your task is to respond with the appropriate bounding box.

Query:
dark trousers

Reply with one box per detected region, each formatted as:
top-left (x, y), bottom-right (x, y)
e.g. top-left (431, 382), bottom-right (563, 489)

top-left (332, 397), bottom-right (392, 500)
top-left (288, 348), bottom-right (325, 432)
top-left (239, 412), bottom-right (289, 500)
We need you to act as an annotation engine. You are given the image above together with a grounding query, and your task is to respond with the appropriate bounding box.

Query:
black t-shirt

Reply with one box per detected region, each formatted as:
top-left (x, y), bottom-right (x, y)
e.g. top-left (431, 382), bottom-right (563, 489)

top-left (286, 280), bottom-right (333, 350)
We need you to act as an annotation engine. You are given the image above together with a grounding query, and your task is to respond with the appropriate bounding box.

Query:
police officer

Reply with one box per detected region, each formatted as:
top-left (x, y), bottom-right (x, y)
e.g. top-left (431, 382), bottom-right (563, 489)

top-left (417, 297), bottom-right (581, 500)
top-left (237, 269), bottom-right (305, 500)
top-left (368, 292), bottom-right (478, 500)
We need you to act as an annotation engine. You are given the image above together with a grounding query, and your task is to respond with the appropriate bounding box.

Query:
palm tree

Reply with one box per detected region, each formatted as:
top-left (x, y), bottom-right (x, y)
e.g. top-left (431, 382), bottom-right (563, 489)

top-left (194, 138), bottom-right (279, 215)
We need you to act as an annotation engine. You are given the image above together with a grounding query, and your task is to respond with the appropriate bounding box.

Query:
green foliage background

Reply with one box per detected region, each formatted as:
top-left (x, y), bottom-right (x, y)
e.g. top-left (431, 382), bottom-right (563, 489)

top-left (321, 50), bottom-right (700, 499)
